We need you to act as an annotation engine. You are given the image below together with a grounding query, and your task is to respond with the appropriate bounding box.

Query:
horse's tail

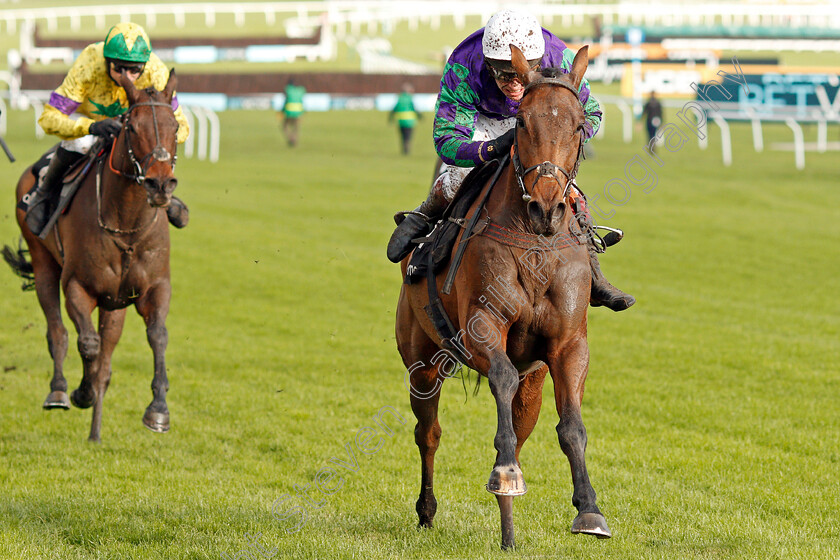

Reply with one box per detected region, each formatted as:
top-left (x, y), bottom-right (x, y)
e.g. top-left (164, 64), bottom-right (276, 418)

top-left (2, 239), bottom-right (35, 291)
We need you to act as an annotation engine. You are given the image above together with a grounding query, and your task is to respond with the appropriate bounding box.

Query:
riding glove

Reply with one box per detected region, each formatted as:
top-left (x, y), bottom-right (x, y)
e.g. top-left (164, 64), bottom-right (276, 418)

top-left (89, 119), bottom-right (122, 138)
top-left (479, 129), bottom-right (515, 161)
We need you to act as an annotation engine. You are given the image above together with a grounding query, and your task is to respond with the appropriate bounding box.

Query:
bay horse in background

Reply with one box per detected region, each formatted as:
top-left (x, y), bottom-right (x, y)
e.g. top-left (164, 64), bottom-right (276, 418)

top-left (4, 71), bottom-right (181, 442)
top-left (395, 45), bottom-right (614, 549)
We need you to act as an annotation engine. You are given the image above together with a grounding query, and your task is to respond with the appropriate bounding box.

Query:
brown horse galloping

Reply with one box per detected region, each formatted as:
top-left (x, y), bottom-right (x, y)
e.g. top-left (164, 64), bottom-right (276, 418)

top-left (396, 46), bottom-right (613, 549)
top-left (5, 71), bottom-right (181, 442)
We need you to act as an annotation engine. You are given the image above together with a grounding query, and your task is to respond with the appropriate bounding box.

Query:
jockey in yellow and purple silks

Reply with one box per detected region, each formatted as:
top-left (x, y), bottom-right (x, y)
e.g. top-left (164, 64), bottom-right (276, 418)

top-left (24, 22), bottom-right (190, 237)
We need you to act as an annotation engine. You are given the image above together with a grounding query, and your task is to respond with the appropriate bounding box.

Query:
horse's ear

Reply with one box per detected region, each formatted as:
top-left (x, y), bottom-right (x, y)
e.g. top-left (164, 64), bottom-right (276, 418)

top-left (510, 44), bottom-right (539, 86)
top-left (569, 46), bottom-right (589, 90)
top-left (163, 68), bottom-right (177, 102)
top-left (118, 72), bottom-right (139, 104)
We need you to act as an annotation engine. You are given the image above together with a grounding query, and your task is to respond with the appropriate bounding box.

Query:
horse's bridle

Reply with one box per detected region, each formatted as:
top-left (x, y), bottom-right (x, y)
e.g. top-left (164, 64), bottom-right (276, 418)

top-left (109, 100), bottom-right (177, 185)
top-left (511, 77), bottom-right (586, 202)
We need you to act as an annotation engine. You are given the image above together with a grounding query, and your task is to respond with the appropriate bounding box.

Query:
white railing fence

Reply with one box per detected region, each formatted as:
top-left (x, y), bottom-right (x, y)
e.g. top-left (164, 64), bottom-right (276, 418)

top-left (3, 2), bottom-right (840, 37)
top-left (181, 105), bottom-right (220, 163)
top-left (599, 94), bottom-right (840, 170)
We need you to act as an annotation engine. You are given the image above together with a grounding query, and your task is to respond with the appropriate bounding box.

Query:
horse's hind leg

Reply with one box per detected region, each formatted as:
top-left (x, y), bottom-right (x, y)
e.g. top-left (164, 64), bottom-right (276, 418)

top-left (409, 363), bottom-right (442, 528)
top-left (136, 283), bottom-right (171, 433)
top-left (15, 173), bottom-right (69, 409)
top-left (512, 361), bottom-right (548, 463)
top-left (87, 308), bottom-right (126, 443)
top-left (25, 238), bottom-right (70, 409)
top-left (397, 293), bottom-right (443, 528)
top-left (548, 336), bottom-right (611, 539)
top-left (64, 280), bottom-right (99, 412)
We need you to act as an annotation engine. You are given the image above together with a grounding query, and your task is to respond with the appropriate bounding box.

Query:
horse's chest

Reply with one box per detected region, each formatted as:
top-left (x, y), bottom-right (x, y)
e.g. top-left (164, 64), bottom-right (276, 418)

top-left (76, 248), bottom-right (164, 309)
top-left (513, 283), bottom-right (588, 340)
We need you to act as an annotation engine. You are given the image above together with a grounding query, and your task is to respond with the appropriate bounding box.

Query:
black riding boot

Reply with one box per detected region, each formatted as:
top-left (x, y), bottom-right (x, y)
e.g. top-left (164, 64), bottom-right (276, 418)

top-left (577, 210), bottom-right (635, 312)
top-left (386, 180), bottom-right (449, 263)
top-left (588, 245), bottom-right (635, 311)
top-left (23, 147), bottom-right (83, 238)
top-left (166, 196), bottom-right (189, 228)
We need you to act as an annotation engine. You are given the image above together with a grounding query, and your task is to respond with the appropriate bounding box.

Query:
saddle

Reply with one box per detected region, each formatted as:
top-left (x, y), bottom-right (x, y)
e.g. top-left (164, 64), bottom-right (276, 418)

top-left (404, 160), bottom-right (502, 285)
top-left (22, 140), bottom-right (106, 234)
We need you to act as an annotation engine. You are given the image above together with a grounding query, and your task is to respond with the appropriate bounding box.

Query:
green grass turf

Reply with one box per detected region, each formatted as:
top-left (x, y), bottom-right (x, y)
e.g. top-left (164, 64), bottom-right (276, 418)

top-left (0, 97), bottom-right (839, 559)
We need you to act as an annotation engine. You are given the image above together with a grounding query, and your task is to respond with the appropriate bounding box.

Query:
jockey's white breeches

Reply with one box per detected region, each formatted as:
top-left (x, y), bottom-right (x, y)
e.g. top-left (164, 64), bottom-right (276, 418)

top-left (60, 135), bottom-right (97, 154)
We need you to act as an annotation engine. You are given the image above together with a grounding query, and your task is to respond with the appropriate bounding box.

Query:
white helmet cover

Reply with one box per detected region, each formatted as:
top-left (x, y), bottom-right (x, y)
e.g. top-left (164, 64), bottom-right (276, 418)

top-left (482, 9), bottom-right (545, 61)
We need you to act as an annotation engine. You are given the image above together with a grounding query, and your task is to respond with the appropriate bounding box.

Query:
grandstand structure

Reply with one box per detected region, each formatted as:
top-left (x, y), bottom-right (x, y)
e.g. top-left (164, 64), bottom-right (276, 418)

top-left (1, 1), bottom-right (838, 168)
top-left (1, 2), bottom-right (839, 37)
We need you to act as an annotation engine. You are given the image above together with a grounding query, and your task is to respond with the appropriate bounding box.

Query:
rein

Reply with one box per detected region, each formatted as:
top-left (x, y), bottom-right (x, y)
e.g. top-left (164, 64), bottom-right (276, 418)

top-left (512, 78), bottom-right (586, 203)
top-left (96, 157), bottom-right (160, 237)
top-left (99, 99), bottom-right (174, 238)
top-left (108, 100), bottom-right (177, 185)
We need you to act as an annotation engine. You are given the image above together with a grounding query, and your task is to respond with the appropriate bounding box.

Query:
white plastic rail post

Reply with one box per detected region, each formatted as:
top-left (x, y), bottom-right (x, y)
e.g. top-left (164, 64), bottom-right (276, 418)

top-left (784, 117), bottom-right (806, 171)
top-left (712, 115), bottom-right (732, 167)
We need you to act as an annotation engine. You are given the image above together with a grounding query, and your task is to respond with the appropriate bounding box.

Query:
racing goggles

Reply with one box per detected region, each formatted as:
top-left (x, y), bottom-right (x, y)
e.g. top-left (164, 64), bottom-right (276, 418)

top-left (485, 58), bottom-right (541, 83)
top-left (110, 61), bottom-right (146, 75)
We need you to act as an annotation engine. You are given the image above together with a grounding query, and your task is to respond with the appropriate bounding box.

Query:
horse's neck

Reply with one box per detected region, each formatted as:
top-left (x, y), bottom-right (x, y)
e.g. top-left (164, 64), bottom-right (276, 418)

top-left (487, 166), bottom-right (533, 232)
top-left (100, 144), bottom-right (155, 231)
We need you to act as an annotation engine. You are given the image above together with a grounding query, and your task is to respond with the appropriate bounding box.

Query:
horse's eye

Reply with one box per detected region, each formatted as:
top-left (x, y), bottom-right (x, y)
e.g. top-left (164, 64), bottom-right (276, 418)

top-left (516, 116), bottom-right (526, 129)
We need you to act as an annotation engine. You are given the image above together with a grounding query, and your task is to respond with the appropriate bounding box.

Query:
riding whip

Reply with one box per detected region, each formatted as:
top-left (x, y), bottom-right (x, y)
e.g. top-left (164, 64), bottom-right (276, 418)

top-left (0, 136), bottom-right (14, 162)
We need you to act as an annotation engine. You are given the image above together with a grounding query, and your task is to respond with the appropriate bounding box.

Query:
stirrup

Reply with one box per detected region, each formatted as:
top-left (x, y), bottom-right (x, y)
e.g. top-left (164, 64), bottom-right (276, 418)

top-left (592, 226), bottom-right (623, 252)
top-left (393, 210), bottom-right (430, 226)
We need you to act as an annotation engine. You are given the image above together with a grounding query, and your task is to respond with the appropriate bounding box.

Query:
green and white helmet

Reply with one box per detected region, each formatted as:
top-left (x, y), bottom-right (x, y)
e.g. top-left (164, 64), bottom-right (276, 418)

top-left (103, 22), bottom-right (152, 63)
top-left (482, 9), bottom-right (545, 61)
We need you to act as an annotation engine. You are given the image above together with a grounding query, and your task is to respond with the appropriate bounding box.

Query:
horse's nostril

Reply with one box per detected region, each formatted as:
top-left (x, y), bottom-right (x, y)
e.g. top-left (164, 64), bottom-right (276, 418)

top-left (552, 202), bottom-right (566, 221)
top-left (527, 200), bottom-right (543, 224)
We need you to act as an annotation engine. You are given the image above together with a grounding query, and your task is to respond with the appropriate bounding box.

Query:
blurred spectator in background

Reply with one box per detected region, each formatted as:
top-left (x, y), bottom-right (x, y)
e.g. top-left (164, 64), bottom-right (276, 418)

top-left (389, 83), bottom-right (421, 155)
top-left (641, 91), bottom-right (663, 152)
top-left (281, 78), bottom-right (306, 147)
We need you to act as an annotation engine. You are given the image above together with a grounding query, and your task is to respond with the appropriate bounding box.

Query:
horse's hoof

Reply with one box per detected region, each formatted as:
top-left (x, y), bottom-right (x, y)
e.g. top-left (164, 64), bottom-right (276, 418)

top-left (571, 512), bottom-right (611, 539)
top-left (142, 410), bottom-right (170, 433)
top-left (43, 391), bottom-right (70, 410)
top-left (486, 465), bottom-right (527, 496)
top-left (70, 389), bottom-right (94, 409)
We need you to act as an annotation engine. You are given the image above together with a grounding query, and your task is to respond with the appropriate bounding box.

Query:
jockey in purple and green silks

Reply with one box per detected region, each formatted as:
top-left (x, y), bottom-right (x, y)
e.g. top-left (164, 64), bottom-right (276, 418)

top-left (23, 22), bottom-right (190, 238)
top-left (387, 9), bottom-right (634, 312)
top-left (433, 29), bottom-right (601, 171)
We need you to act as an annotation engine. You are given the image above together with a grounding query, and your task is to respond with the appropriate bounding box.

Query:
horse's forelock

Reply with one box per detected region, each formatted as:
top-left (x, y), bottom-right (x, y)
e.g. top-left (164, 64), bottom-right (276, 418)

top-left (540, 67), bottom-right (565, 79)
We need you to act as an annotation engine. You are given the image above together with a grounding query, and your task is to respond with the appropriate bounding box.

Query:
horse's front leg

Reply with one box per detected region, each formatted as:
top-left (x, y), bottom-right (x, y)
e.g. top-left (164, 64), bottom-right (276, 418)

top-left (482, 350), bottom-right (526, 551)
top-left (63, 279), bottom-right (99, 414)
top-left (484, 351), bottom-right (525, 496)
top-left (136, 281), bottom-right (171, 433)
top-left (547, 335), bottom-right (611, 539)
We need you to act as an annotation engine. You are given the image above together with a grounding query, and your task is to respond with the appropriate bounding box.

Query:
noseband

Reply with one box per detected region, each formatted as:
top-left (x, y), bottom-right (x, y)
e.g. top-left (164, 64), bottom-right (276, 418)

top-left (109, 100), bottom-right (177, 185)
top-left (511, 78), bottom-right (586, 202)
